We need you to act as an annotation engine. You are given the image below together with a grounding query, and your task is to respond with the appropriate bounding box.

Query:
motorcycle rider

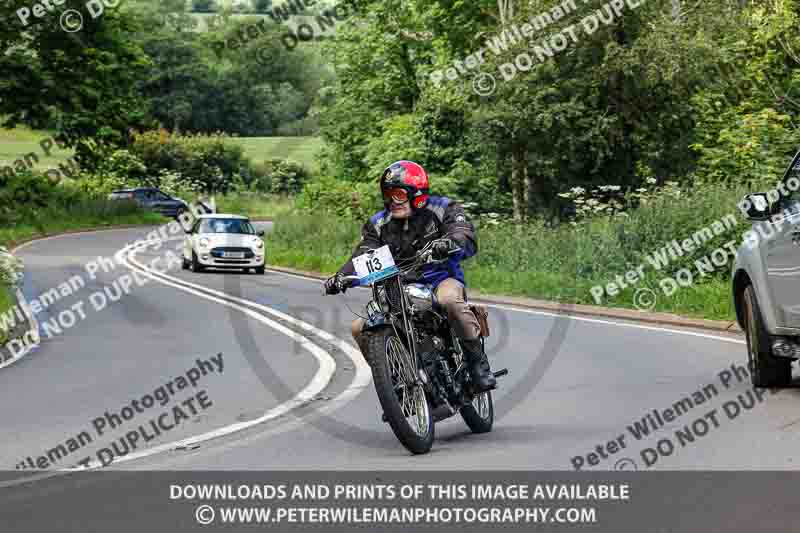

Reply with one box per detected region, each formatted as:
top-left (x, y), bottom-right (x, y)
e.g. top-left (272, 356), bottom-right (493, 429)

top-left (324, 160), bottom-right (496, 392)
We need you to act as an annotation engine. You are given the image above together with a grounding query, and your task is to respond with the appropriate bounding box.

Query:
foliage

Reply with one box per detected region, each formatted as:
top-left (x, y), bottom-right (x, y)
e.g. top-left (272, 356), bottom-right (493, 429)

top-left (0, 247), bottom-right (23, 288)
top-left (295, 174), bottom-right (381, 221)
top-left (130, 130), bottom-right (250, 193)
top-left (247, 158), bottom-right (311, 195)
top-left (691, 106), bottom-right (797, 186)
top-left (317, 0), bottom-right (800, 221)
top-left (0, 0), bottom-right (153, 167)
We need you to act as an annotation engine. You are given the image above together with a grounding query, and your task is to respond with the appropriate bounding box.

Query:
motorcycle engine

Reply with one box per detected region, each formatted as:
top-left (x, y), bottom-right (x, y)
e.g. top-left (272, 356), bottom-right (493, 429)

top-left (417, 333), bottom-right (443, 363)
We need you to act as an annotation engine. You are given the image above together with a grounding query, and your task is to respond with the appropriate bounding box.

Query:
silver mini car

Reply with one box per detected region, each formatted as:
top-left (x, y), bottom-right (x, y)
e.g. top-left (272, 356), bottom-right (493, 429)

top-left (733, 149), bottom-right (800, 387)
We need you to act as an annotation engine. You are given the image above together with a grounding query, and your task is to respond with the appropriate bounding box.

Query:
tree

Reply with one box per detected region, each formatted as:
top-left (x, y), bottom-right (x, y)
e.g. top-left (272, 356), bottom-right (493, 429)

top-left (0, 0), bottom-right (152, 167)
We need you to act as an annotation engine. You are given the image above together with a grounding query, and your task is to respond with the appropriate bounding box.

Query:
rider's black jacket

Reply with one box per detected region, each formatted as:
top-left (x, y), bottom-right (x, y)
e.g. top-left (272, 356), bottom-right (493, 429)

top-left (337, 196), bottom-right (477, 287)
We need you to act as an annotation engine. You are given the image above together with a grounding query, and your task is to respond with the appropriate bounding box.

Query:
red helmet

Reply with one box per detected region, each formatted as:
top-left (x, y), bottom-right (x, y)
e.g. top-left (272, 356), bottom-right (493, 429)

top-left (380, 161), bottom-right (429, 210)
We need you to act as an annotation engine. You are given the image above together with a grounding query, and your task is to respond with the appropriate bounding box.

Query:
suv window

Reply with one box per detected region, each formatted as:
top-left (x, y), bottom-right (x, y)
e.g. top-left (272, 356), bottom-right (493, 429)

top-left (153, 191), bottom-right (171, 201)
top-left (777, 153), bottom-right (800, 217)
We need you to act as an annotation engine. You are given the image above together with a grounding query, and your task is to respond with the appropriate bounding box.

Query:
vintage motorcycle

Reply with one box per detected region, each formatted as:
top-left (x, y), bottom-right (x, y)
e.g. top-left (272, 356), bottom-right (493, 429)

top-left (329, 241), bottom-right (507, 454)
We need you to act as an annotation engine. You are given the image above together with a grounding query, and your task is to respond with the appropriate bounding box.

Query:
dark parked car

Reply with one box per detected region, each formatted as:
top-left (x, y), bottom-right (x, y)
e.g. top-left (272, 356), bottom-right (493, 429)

top-left (108, 188), bottom-right (189, 219)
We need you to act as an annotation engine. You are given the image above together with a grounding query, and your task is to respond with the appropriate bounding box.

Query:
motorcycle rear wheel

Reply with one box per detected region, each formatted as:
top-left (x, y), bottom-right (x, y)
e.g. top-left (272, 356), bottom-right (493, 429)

top-left (460, 390), bottom-right (494, 433)
top-left (367, 327), bottom-right (435, 455)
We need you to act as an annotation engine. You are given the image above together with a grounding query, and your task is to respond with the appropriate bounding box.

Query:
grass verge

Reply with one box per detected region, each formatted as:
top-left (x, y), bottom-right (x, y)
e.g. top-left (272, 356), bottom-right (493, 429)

top-left (215, 193), bottom-right (295, 219)
top-left (0, 285), bottom-right (14, 345)
top-left (266, 181), bottom-right (746, 322)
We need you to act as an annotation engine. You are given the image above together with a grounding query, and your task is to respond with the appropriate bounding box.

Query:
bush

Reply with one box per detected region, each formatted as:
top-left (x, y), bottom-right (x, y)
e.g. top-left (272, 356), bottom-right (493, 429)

top-left (131, 130), bottom-right (249, 194)
top-left (0, 247), bottom-right (23, 287)
top-left (0, 170), bottom-right (66, 225)
top-left (248, 158), bottom-right (310, 195)
top-left (275, 116), bottom-right (320, 137)
top-left (691, 103), bottom-right (797, 187)
top-left (296, 175), bottom-right (380, 221)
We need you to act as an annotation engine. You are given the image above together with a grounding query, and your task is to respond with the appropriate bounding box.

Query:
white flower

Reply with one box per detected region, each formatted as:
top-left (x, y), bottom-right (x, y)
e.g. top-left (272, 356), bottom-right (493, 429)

top-left (0, 248), bottom-right (24, 287)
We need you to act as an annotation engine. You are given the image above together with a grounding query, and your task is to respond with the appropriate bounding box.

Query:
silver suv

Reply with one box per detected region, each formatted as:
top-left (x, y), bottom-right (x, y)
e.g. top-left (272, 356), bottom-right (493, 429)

top-left (733, 149), bottom-right (800, 387)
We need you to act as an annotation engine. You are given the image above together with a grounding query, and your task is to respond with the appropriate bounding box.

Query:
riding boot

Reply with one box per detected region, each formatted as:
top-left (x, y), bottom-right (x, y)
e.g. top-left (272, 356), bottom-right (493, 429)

top-left (460, 338), bottom-right (496, 392)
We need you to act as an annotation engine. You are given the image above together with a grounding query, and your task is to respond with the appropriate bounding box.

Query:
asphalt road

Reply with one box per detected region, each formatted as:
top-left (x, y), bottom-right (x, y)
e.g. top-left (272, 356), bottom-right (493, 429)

top-left (3, 224), bottom-right (800, 474)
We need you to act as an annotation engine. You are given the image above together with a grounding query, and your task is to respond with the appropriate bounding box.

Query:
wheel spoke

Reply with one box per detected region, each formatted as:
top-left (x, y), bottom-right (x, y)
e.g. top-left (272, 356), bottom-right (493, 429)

top-left (385, 336), bottom-right (430, 437)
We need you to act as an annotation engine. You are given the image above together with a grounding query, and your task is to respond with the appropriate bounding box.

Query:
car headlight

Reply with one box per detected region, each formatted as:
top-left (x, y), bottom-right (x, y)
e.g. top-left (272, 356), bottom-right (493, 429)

top-left (199, 238), bottom-right (210, 249)
top-left (255, 240), bottom-right (264, 249)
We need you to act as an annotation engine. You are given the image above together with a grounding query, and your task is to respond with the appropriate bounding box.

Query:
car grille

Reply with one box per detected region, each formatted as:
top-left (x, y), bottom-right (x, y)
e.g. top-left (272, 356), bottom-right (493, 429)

top-left (210, 247), bottom-right (255, 259)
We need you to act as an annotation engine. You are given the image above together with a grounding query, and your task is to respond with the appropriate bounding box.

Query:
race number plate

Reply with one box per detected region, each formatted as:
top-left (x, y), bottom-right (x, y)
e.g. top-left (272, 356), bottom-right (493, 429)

top-left (353, 245), bottom-right (399, 285)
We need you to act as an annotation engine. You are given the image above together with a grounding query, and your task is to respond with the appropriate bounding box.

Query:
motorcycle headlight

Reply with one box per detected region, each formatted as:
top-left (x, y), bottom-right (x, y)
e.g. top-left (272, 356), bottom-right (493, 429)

top-left (199, 238), bottom-right (210, 249)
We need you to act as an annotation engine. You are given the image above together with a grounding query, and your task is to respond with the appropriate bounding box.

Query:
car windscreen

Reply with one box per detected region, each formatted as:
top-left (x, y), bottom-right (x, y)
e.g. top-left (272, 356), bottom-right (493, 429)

top-left (198, 219), bottom-right (255, 235)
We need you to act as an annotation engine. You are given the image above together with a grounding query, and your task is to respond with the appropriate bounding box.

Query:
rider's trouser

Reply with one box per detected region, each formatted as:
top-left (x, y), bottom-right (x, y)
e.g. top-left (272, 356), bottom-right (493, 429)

top-left (350, 278), bottom-right (481, 360)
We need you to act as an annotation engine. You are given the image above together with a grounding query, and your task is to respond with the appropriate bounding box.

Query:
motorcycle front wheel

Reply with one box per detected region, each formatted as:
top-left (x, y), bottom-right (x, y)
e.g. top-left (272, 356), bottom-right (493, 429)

top-left (460, 390), bottom-right (494, 433)
top-left (366, 327), bottom-right (435, 455)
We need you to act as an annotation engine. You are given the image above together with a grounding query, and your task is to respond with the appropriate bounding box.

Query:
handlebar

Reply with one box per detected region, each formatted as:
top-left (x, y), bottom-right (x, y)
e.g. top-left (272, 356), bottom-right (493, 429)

top-left (323, 245), bottom-right (463, 295)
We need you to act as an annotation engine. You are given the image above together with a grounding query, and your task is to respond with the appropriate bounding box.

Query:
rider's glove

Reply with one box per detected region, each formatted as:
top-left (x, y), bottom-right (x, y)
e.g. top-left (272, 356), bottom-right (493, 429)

top-left (324, 273), bottom-right (348, 295)
top-left (431, 238), bottom-right (455, 261)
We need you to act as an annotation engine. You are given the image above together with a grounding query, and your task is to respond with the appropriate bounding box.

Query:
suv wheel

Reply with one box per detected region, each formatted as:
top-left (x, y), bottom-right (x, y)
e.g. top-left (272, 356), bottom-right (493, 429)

top-left (743, 285), bottom-right (791, 387)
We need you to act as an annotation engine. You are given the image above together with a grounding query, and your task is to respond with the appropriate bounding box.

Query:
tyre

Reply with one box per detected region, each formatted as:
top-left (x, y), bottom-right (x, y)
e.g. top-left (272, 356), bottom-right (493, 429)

top-left (174, 208), bottom-right (187, 221)
top-left (191, 251), bottom-right (204, 273)
top-left (181, 255), bottom-right (189, 270)
top-left (366, 327), bottom-right (434, 454)
top-left (255, 266), bottom-right (265, 275)
top-left (460, 390), bottom-right (494, 434)
top-left (743, 285), bottom-right (791, 387)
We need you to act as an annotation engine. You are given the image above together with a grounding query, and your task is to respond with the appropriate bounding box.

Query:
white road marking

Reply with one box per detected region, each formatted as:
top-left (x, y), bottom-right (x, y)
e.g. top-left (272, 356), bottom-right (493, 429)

top-left (0, 237), bottom-right (370, 486)
top-left (4, 226), bottom-right (745, 483)
top-left (483, 304), bottom-right (746, 345)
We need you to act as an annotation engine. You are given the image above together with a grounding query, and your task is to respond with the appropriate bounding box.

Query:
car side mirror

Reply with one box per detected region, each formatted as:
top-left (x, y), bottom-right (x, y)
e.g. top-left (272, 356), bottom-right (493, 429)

top-left (740, 192), bottom-right (771, 221)
top-left (257, 230), bottom-right (265, 237)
